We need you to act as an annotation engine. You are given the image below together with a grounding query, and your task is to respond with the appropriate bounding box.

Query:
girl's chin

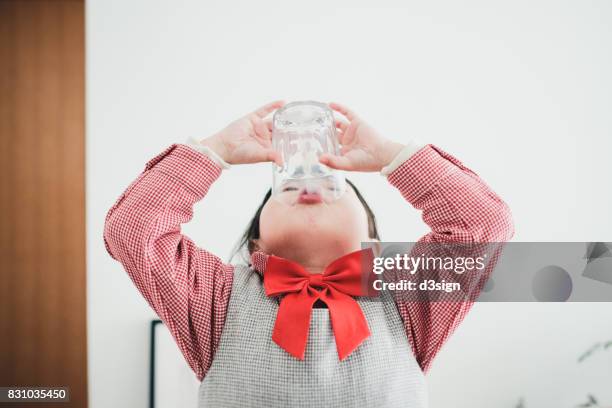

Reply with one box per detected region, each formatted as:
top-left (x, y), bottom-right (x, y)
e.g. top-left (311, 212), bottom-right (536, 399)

top-left (265, 235), bottom-right (359, 260)
top-left (270, 227), bottom-right (360, 250)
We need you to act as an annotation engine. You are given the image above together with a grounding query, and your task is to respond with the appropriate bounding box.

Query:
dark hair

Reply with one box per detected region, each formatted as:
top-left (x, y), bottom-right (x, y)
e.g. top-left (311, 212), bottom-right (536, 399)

top-left (230, 179), bottom-right (380, 262)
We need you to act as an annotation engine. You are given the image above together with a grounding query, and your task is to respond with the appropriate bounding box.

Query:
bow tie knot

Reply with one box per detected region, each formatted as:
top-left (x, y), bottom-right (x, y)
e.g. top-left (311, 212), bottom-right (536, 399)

top-left (308, 273), bottom-right (325, 289)
top-left (263, 248), bottom-right (377, 361)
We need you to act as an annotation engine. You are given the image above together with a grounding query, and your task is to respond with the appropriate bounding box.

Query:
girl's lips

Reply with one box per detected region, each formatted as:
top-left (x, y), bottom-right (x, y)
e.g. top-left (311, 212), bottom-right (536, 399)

top-left (298, 192), bottom-right (323, 204)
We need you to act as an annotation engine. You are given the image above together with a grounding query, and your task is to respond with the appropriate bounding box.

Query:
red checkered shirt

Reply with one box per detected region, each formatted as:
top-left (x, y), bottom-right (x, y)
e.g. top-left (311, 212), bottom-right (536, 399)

top-left (104, 144), bottom-right (514, 381)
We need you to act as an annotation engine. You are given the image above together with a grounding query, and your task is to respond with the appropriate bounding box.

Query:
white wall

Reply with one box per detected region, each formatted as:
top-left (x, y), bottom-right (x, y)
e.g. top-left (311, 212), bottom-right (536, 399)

top-left (87, 1), bottom-right (612, 407)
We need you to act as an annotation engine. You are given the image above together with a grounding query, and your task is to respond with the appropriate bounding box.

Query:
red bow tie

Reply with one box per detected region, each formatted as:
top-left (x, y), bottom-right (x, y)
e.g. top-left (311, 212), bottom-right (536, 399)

top-left (263, 248), bottom-right (377, 361)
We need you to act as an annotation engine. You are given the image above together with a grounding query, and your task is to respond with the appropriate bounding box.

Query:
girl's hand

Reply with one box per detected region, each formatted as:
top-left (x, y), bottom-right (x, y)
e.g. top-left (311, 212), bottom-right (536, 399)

top-left (199, 100), bottom-right (285, 165)
top-left (319, 102), bottom-right (405, 172)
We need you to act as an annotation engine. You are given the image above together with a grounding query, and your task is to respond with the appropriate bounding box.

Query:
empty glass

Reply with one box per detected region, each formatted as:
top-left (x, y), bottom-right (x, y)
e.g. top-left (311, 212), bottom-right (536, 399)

top-left (271, 101), bottom-right (346, 204)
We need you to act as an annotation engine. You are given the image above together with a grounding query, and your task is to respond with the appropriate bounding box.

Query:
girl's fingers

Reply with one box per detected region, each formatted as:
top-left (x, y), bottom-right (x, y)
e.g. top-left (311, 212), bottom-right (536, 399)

top-left (264, 117), bottom-right (274, 132)
top-left (329, 102), bottom-right (356, 121)
top-left (254, 100), bottom-right (285, 118)
top-left (254, 118), bottom-right (271, 140)
top-left (334, 119), bottom-right (351, 144)
top-left (265, 149), bottom-right (283, 166)
top-left (335, 118), bottom-right (349, 131)
top-left (338, 125), bottom-right (357, 145)
top-left (336, 130), bottom-right (348, 145)
top-left (319, 153), bottom-right (354, 171)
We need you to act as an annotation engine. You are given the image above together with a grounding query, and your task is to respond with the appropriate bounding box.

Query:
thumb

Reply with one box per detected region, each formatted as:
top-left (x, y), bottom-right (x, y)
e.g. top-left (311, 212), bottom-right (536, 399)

top-left (319, 153), bottom-right (354, 171)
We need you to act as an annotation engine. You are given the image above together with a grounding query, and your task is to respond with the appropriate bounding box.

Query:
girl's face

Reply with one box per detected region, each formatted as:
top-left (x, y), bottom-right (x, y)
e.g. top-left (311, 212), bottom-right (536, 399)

top-left (257, 184), bottom-right (371, 268)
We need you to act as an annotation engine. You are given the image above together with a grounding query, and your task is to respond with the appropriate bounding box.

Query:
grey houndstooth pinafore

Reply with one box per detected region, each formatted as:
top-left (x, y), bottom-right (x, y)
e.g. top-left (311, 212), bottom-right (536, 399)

top-left (198, 265), bottom-right (428, 407)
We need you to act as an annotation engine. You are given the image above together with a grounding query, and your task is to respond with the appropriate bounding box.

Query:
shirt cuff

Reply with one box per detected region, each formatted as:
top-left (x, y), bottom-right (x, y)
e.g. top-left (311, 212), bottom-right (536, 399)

top-left (186, 137), bottom-right (231, 170)
top-left (386, 144), bottom-right (462, 204)
top-left (145, 144), bottom-right (223, 199)
top-left (380, 139), bottom-right (426, 176)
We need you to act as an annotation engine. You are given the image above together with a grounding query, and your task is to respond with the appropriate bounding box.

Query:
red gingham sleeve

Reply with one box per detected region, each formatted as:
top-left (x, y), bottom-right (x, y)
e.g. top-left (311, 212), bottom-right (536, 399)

top-left (103, 144), bottom-right (233, 381)
top-left (387, 144), bottom-right (514, 373)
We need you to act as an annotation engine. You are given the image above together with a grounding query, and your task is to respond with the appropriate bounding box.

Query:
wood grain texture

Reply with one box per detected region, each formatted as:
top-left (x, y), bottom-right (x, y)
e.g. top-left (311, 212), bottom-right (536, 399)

top-left (0, 1), bottom-right (87, 406)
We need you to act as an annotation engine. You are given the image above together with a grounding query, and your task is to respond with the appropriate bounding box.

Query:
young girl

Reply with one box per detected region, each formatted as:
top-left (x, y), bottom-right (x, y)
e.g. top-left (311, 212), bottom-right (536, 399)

top-left (104, 101), bottom-right (513, 407)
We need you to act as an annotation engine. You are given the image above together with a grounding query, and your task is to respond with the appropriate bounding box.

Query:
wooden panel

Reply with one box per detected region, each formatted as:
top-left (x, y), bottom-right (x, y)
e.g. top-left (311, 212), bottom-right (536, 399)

top-left (0, 1), bottom-right (86, 407)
